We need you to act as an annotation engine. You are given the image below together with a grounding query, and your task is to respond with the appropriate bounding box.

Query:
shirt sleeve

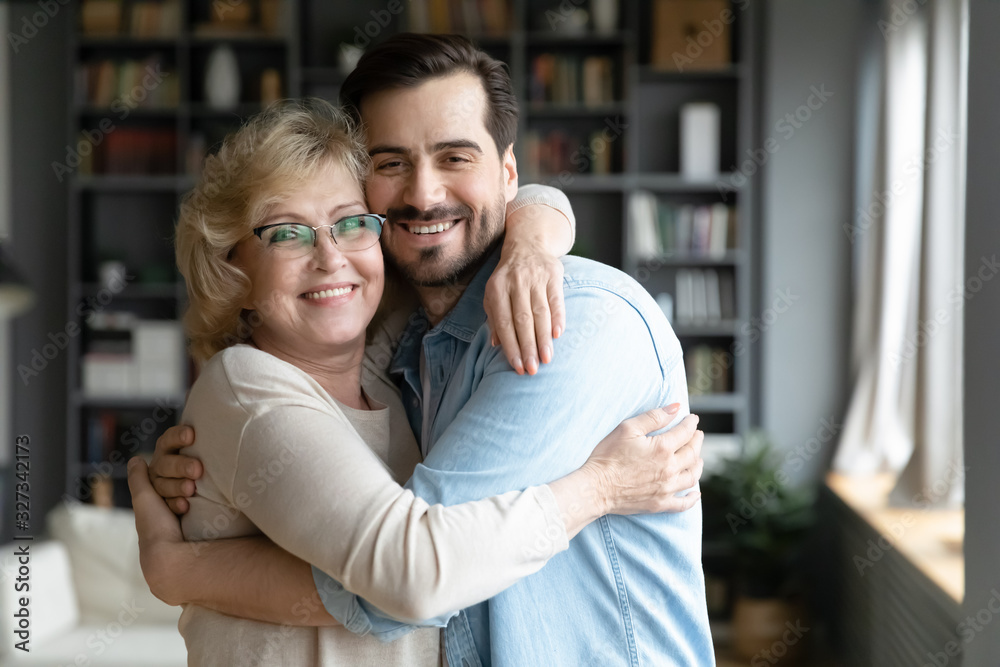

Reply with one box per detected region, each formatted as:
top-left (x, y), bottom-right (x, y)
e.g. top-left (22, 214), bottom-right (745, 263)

top-left (509, 183), bottom-right (576, 245)
top-left (226, 393), bottom-right (570, 625)
top-left (313, 281), bottom-right (689, 635)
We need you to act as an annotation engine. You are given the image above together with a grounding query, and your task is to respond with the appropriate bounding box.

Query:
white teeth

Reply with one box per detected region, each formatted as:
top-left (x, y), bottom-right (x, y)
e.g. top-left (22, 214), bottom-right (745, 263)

top-left (410, 221), bottom-right (454, 235)
top-left (305, 287), bottom-right (353, 299)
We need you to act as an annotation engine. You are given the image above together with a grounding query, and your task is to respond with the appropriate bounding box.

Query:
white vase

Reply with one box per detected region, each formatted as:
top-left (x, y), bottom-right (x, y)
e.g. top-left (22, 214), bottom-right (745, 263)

top-left (204, 45), bottom-right (240, 110)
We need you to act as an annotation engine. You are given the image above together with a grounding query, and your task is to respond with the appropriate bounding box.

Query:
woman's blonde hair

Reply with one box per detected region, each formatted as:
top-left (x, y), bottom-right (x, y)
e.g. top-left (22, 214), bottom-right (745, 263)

top-left (175, 98), bottom-right (370, 362)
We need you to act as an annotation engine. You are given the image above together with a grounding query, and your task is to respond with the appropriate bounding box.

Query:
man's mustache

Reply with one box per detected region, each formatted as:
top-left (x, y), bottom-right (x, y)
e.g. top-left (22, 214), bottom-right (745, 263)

top-left (386, 204), bottom-right (475, 224)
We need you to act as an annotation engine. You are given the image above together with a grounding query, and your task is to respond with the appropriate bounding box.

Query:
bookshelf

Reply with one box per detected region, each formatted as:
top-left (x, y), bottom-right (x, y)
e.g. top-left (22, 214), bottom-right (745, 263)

top-left (301, 0), bottom-right (759, 459)
top-left (62, 0), bottom-right (759, 509)
top-left (65, 0), bottom-right (298, 507)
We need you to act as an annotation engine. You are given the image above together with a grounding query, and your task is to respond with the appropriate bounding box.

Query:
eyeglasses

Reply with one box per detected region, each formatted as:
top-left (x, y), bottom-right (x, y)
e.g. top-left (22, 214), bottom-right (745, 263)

top-left (252, 214), bottom-right (385, 258)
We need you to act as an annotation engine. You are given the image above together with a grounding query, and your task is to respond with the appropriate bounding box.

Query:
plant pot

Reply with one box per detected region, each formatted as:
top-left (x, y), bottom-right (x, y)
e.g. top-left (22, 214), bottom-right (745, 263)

top-left (731, 595), bottom-right (807, 664)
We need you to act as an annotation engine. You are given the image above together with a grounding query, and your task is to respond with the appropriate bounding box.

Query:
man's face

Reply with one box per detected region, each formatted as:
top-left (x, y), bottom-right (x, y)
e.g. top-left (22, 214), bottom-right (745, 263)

top-left (360, 71), bottom-right (518, 287)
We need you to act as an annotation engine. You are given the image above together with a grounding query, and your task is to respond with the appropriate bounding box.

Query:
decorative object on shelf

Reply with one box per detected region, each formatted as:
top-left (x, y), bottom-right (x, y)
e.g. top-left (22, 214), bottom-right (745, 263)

top-left (98, 260), bottom-right (127, 292)
top-left (551, 7), bottom-right (589, 35)
top-left (590, 0), bottom-right (619, 35)
top-left (680, 102), bottom-right (721, 179)
top-left (651, 0), bottom-right (732, 71)
top-left (204, 45), bottom-right (241, 110)
top-left (260, 68), bottom-right (282, 106)
top-left (700, 431), bottom-right (815, 662)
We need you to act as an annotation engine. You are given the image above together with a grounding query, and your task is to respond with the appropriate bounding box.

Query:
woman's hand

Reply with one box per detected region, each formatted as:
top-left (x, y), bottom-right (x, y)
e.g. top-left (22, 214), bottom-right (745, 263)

top-left (583, 406), bottom-right (703, 516)
top-left (487, 203), bottom-right (571, 376)
top-left (149, 424), bottom-right (203, 514)
top-left (548, 404), bottom-right (704, 539)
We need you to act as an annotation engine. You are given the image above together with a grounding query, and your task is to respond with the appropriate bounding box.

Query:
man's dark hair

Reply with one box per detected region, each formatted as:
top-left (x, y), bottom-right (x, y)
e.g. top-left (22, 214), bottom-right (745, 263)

top-left (340, 33), bottom-right (519, 157)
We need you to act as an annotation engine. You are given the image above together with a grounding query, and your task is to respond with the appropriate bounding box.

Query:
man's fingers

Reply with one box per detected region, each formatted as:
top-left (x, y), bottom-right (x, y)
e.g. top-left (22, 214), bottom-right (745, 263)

top-left (152, 475), bottom-right (196, 501)
top-left (166, 497), bottom-right (190, 515)
top-left (150, 454), bottom-right (203, 483)
top-left (157, 424), bottom-right (195, 452)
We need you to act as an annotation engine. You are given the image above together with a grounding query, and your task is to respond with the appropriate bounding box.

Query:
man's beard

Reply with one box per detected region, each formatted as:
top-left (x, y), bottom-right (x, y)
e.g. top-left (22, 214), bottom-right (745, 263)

top-left (384, 194), bottom-right (507, 288)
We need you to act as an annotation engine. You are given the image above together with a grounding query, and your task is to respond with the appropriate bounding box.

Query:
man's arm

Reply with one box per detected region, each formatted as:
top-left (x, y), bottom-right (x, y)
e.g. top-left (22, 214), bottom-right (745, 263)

top-left (127, 458), bottom-right (338, 626)
top-left (491, 184), bottom-right (575, 375)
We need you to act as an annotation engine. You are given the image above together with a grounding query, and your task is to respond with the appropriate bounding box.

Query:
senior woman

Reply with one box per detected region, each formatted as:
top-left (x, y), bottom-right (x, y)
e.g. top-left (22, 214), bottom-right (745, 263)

top-left (129, 99), bottom-right (701, 666)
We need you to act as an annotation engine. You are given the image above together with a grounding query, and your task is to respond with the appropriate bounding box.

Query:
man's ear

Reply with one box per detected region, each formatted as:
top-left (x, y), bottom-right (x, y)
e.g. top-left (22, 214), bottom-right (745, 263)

top-left (501, 144), bottom-right (518, 203)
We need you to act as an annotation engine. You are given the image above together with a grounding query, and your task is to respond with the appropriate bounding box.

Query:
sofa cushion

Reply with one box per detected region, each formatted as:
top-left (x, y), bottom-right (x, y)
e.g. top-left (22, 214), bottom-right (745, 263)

top-left (0, 540), bottom-right (80, 649)
top-left (3, 624), bottom-right (187, 666)
top-left (47, 501), bottom-right (181, 625)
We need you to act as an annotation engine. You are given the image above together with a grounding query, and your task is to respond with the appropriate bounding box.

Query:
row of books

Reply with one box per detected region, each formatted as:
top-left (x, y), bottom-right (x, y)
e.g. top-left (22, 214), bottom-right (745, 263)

top-left (522, 129), bottom-right (616, 178)
top-left (409, 0), bottom-right (510, 35)
top-left (685, 344), bottom-right (733, 395)
top-left (77, 56), bottom-right (180, 109)
top-left (628, 193), bottom-right (736, 261)
top-left (77, 128), bottom-right (177, 175)
top-left (675, 268), bottom-right (736, 325)
top-left (81, 0), bottom-right (181, 37)
top-left (529, 54), bottom-right (616, 107)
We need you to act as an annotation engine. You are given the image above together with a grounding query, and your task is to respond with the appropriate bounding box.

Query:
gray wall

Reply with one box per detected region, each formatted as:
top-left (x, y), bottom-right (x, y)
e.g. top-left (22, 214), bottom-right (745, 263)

top-left (757, 1), bottom-right (858, 485)
top-left (962, 0), bottom-right (1000, 661)
top-left (6, 3), bottom-right (71, 537)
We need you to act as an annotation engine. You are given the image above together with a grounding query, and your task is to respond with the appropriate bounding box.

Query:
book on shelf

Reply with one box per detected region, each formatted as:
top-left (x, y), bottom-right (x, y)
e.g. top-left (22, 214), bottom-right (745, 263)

top-left (522, 128), bottom-right (615, 179)
top-left (78, 127), bottom-right (176, 175)
top-left (128, 0), bottom-right (181, 38)
top-left (77, 55), bottom-right (179, 109)
top-left (530, 54), bottom-right (615, 107)
top-left (626, 192), bottom-right (736, 262)
top-left (650, 0), bottom-right (732, 71)
top-left (674, 268), bottom-right (736, 326)
top-left (685, 344), bottom-right (732, 395)
top-left (80, 0), bottom-right (181, 38)
top-left (410, 0), bottom-right (509, 35)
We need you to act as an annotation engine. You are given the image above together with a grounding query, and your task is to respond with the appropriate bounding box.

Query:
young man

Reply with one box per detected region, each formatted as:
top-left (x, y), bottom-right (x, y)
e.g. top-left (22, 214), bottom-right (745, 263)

top-left (134, 34), bottom-right (712, 666)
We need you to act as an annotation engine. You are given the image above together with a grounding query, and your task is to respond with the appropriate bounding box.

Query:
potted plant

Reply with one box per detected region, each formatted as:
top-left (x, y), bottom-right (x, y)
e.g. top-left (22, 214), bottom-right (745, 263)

top-left (700, 430), bottom-right (815, 662)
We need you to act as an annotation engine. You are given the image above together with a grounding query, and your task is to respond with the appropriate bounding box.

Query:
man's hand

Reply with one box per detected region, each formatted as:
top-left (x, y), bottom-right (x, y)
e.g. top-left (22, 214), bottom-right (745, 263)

top-left (128, 457), bottom-right (188, 606)
top-left (584, 405), bottom-right (705, 516)
top-left (487, 203), bottom-right (570, 376)
top-left (150, 424), bottom-right (202, 514)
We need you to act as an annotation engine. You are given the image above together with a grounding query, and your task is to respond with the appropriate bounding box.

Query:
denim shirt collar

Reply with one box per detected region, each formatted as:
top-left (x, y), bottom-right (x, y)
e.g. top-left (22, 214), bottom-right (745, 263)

top-left (389, 245), bottom-right (501, 379)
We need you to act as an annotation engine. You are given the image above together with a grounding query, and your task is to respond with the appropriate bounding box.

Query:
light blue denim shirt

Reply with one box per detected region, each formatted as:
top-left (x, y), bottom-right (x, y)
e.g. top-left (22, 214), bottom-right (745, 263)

top-left (313, 248), bottom-right (714, 667)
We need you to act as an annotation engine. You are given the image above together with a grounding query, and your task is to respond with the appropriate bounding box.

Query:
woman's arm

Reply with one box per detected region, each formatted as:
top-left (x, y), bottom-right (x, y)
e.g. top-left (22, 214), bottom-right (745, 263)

top-left (492, 184), bottom-right (575, 375)
top-left (135, 405), bottom-right (701, 625)
top-left (128, 458), bottom-right (338, 626)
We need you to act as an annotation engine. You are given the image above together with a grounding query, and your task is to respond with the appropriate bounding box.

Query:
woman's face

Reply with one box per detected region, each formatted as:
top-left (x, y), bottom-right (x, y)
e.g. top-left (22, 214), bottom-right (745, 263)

top-left (231, 159), bottom-right (383, 358)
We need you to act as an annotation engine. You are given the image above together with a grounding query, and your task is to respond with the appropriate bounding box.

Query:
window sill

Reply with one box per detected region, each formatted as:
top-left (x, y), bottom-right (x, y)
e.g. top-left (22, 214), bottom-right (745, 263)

top-left (825, 472), bottom-right (963, 604)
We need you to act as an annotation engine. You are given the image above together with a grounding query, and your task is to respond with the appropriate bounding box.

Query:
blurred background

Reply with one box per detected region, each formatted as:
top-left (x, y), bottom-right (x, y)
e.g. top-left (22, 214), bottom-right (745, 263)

top-left (1, 0), bottom-right (997, 665)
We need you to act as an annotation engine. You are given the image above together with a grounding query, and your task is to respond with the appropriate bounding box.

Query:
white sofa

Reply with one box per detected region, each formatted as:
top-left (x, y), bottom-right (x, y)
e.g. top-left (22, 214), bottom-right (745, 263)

top-left (0, 502), bottom-right (187, 666)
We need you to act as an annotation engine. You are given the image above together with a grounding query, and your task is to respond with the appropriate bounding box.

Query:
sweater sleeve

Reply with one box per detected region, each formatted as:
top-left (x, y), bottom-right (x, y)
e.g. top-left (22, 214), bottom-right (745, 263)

top-left (223, 372), bottom-right (569, 624)
top-left (509, 183), bottom-right (576, 245)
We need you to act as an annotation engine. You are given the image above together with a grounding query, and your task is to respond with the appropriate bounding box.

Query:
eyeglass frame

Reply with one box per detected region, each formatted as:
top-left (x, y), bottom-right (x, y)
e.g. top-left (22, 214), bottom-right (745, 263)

top-left (251, 213), bottom-right (386, 254)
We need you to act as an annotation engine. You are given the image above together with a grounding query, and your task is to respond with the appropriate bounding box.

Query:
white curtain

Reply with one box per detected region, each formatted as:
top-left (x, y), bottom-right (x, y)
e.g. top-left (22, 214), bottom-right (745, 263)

top-left (834, 0), bottom-right (967, 508)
